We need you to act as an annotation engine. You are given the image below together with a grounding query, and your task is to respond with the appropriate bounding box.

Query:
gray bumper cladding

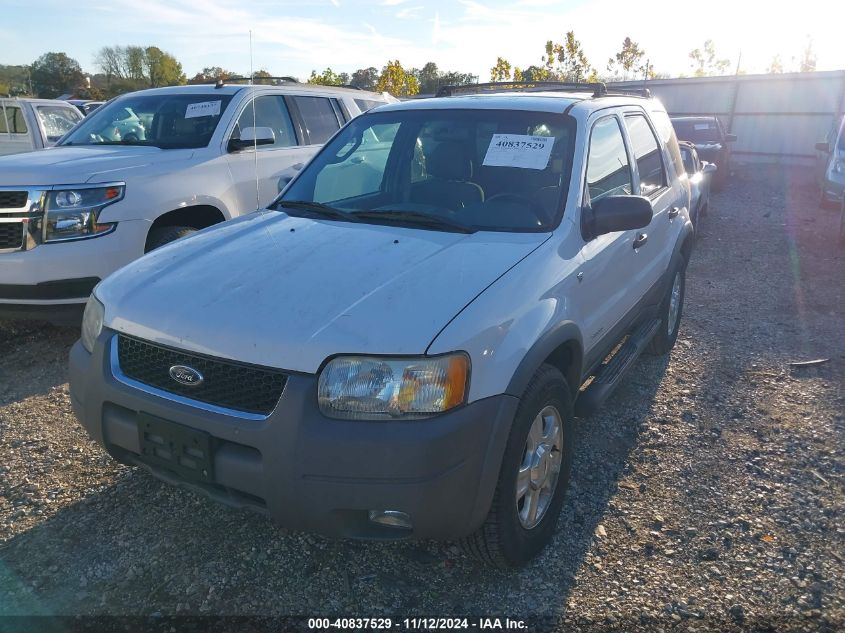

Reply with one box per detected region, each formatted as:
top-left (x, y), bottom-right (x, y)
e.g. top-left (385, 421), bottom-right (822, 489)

top-left (69, 332), bottom-right (519, 540)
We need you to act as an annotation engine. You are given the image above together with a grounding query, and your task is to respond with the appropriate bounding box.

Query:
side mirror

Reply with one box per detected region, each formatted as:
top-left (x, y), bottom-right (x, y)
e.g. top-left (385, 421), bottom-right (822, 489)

top-left (816, 141), bottom-right (831, 153)
top-left (228, 126), bottom-right (275, 152)
top-left (702, 162), bottom-right (717, 175)
top-left (725, 133), bottom-right (737, 143)
top-left (591, 195), bottom-right (653, 236)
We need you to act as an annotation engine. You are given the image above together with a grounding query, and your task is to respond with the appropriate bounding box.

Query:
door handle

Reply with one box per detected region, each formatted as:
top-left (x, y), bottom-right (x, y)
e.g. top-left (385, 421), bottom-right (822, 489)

top-left (633, 233), bottom-right (648, 249)
top-left (668, 206), bottom-right (680, 219)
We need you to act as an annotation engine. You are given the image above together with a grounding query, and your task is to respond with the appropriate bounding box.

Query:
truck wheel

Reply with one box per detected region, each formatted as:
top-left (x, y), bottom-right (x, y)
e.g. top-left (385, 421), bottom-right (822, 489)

top-left (145, 226), bottom-right (197, 252)
top-left (646, 255), bottom-right (686, 355)
top-left (460, 364), bottom-right (574, 568)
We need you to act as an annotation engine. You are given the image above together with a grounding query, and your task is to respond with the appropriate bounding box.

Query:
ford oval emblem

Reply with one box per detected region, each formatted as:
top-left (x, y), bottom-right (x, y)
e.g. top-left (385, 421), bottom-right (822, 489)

top-left (169, 365), bottom-right (204, 387)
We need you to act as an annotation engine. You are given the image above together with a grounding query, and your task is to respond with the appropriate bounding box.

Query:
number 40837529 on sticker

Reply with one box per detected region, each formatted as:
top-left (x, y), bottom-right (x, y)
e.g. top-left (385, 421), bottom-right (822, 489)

top-left (482, 133), bottom-right (555, 170)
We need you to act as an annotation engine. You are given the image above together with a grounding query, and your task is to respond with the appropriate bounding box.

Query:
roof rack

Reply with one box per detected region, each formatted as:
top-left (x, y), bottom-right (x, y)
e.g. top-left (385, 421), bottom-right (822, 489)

top-left (214, 76), bottom-right (299, 88)
top-left (434, 81), bottom-right (651, 99)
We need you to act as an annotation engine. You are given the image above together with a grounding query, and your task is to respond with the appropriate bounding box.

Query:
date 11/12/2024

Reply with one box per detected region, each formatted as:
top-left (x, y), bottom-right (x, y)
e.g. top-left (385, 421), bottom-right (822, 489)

top-left (307, 618), bottom-right (528, 630)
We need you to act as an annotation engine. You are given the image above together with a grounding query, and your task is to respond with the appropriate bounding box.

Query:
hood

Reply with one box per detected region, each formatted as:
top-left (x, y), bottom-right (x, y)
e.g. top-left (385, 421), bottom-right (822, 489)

top-left (0, 146), bottom-right (192, 186)
top-left (99, 212), bottom-right (549, 373)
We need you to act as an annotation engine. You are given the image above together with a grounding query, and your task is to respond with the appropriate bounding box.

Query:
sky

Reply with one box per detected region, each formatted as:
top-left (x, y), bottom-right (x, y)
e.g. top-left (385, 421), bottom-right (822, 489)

top-left (1, 0), bottom-right (842, 82)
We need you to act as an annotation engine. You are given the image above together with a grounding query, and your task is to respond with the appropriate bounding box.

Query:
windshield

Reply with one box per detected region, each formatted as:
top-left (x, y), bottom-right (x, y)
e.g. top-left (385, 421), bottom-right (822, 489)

top-left (275, 109), bottom-right (575, 232)
top-left (59, 93), bottom-right (234, 149)
top-left (36, 105), bottom-right (83, 142)
top-left (671, 118), bottom-right (722, 143)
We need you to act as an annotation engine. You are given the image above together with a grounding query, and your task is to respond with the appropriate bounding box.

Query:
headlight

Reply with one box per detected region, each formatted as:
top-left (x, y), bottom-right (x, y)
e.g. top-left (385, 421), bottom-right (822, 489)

top-left (318, 353), bottom-right (469, 420)
top-left (80, 294), bottom-right (104, 354)
top-left (45, 184), bottom-right (124, 242)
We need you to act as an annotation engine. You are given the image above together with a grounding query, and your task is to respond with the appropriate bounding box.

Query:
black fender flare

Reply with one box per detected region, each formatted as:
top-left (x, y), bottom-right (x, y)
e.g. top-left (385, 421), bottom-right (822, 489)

top-left (505, 320), bottom-right (584, 401)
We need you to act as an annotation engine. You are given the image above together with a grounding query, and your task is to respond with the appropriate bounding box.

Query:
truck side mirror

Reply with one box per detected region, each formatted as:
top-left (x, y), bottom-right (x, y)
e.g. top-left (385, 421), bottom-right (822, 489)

top-left (228, 126), bottom-right (275, 152)
top-left (702, 162), bottom-right (717, 175)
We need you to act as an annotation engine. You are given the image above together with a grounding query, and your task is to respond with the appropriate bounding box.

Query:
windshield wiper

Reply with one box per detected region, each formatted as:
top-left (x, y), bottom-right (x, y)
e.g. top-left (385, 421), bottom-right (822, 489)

top-left (351, 210), bottom-right (476, 234)
top-left (275, 200), bottom-right (359, 222)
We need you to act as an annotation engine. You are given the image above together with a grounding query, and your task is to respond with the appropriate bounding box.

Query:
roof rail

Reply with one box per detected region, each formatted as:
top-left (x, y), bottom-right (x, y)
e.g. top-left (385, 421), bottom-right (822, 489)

top-left (435, 81), bottom-right (609, 98)
top-left (435, 81), bottom-right (652, 99)
top-left (214, 76), bottom-right (300, 88)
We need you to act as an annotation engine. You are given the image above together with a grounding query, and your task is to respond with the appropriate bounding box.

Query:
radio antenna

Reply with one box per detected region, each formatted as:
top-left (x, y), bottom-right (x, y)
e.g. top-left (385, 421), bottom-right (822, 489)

top-left (250, 29), bottom-right (260, 212)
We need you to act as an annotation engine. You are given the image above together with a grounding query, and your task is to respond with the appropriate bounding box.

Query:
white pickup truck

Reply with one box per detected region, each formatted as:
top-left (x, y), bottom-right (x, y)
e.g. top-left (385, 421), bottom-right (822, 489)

top-left (0, 82), bottom-right (394, 322)
top-left (0, 98), bottom-right (84, 156)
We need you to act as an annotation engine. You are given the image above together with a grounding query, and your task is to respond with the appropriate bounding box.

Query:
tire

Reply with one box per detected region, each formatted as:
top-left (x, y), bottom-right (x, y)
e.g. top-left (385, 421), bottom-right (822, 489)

top-left (646, 255), bottom-right (686, 356)
top-left (145, 226), bottom-right (197, 252)
top-left (460, 365), bottom-right (575, 568)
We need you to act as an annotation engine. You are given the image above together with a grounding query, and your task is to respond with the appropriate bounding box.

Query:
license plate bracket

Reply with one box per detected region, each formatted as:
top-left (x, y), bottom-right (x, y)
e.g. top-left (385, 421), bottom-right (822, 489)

top-left (137, 412), bottom-right (214, 484)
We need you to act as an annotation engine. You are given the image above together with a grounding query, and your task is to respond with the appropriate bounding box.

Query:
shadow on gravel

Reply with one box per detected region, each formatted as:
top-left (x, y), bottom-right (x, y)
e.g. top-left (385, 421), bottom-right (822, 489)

top-left (0, 321), bottom-right (78, 406)
top-left (0, 357), bottom-right (669, 617)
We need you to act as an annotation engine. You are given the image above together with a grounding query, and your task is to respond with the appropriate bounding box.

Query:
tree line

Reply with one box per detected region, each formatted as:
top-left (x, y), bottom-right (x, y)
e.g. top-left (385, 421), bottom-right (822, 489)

top-left (0, 35), bottom-right (822, 100)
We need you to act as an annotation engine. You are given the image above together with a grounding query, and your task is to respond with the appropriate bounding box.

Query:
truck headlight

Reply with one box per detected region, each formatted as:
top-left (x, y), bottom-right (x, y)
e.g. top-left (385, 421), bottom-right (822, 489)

top-left (80, 294), bottom-right (104, 354)
top-left (45, 184), bottom-right (124, 242)
top-left (318, 353), bottom-right (469, 420)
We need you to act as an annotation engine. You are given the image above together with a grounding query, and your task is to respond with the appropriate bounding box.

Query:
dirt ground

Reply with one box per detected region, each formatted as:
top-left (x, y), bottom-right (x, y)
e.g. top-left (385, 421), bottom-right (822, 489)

top-left (0, 165), bottom-right (843, 630)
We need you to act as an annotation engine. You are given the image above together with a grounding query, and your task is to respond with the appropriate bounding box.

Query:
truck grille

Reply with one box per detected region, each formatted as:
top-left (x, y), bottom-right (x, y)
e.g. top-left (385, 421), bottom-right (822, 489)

top-left (0, 191), bottom-right (27, 209)
top-left (0, 223), bottom-right (23, 250)
top-left (116, 335), bottom-right (287, 416)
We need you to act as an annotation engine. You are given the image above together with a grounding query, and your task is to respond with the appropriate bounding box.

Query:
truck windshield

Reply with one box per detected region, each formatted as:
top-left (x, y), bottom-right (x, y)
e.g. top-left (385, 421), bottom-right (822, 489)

top-left (36, 105), bottom-right (83, 142)
top-left (275, 109), bottom-right (575, 233)
top-left (59, 93), bottom-right (234, 149)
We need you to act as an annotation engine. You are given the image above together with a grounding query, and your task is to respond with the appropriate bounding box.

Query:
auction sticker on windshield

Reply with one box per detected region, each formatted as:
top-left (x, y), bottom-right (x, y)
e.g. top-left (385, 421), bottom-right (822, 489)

top-left (185, 100), bottom-right (222, 119)
top-left (483, 134), bottom-right (554, 170)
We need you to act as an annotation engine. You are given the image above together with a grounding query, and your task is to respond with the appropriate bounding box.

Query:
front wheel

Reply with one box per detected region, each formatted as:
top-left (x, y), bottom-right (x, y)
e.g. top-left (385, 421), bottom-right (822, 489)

top-left (460, 365), bottom-right (574, 568)
top-left (646, 255), bottom-right (686, 355)
top-left (145, 226), bottom-right (197, 252)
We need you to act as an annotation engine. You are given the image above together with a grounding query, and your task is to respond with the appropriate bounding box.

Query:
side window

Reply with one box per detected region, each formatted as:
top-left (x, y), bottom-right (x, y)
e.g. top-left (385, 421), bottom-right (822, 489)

top-left (649, 109), bottom-right (685, 179)
top-left (354, 98), bottom-right (383, 113)
top-left (292, 96), bottom-right (341, 145)
top-left (233, 96), bottom-right (297, 148)
top-left (625, 114), bottom-right (666, 195)
top-left (585, 116), bottom-right (632, 203)
top-left (0, 106), bottom-right (27, 134)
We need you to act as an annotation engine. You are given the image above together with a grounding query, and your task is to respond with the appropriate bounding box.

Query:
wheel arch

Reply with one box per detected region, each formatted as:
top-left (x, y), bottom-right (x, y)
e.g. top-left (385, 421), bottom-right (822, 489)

top-left (505, 321), bottom-right (584, 402)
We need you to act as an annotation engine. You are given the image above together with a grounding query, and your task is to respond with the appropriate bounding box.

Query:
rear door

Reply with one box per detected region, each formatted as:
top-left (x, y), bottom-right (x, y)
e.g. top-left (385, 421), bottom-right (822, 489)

top-left (224, 93), bottom-right (316, 211)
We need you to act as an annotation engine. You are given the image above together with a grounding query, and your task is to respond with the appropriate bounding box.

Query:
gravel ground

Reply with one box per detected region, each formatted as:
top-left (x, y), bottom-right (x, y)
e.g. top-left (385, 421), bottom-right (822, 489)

top-left (0, 165), bottom-right (843, 630)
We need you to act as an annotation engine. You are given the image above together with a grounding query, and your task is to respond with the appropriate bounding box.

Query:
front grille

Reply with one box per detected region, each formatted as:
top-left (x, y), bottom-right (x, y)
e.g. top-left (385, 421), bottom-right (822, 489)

top-left (0, 191), bottom-right (27, 209)
top-left (0, 222), bottom-right (23, 250)
top-left (116, 335), bottom-right (287, 415)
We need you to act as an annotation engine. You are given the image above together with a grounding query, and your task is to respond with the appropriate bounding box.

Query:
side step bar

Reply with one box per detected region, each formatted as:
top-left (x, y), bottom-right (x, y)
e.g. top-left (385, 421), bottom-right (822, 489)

top-left (574, 318), bottom-right (661, 418)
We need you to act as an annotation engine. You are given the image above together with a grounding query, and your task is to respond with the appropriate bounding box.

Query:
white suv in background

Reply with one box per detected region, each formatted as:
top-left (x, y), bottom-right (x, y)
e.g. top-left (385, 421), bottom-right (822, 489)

top-left (0, 81), bottom-right (394, 322)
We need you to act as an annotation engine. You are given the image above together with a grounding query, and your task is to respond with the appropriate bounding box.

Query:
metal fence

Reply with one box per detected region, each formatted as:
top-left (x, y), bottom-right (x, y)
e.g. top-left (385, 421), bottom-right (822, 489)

top-left (610, 70), bottom-right (845, 165)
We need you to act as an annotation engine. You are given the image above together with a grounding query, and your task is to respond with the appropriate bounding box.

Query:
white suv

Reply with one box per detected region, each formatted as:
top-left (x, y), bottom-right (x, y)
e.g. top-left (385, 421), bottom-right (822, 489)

top-left (70, 82), bottom-right (693, 567)
top-left (0, 82), bottom-right (394, 322)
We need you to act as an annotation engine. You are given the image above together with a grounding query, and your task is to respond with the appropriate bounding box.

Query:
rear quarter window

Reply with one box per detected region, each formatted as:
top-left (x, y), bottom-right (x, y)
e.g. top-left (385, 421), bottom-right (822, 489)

top-left (292, 96), bottom-right (342, 145)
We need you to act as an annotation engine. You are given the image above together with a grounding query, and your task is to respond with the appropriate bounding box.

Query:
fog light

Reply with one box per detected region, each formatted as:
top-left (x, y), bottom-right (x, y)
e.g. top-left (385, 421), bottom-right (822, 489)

top-left (368, 510), bottom-right (412, 529)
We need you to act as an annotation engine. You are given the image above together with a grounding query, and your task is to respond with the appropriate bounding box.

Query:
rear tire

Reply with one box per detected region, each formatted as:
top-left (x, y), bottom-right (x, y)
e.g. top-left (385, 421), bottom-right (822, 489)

top-left (145, 226), bottom-right (197, 252)
top-left (646, 255), bottom-right (686, 355)
top-left (460, 365), bottom-right (574, 568)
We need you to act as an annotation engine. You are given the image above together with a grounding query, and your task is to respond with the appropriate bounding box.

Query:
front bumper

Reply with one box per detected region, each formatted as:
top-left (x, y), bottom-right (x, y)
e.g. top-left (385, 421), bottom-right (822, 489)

top-left (0, 219), bottom-right (151, 317)
top-left (69, 332), bottom-right (519, 540)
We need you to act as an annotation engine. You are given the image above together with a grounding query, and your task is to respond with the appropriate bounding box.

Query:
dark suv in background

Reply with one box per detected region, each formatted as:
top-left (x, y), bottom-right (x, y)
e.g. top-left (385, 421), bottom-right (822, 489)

top-left (671, 115), bottom-right (736, 190)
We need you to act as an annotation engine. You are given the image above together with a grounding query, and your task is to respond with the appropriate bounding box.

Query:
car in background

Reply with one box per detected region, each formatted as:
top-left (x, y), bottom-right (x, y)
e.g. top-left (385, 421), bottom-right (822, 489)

top-left (0, 81), bottom-right (396, 322)
top-left (815, 114), bottom-right (845, 209)
top-left (0, 98), bottom-right (84, 156)
top-left (670, 115), bottom-right (735, 190)
top-left (678, 141), bottom-right (716, 227)
top-left (66, 99), bottom-right (106, 116)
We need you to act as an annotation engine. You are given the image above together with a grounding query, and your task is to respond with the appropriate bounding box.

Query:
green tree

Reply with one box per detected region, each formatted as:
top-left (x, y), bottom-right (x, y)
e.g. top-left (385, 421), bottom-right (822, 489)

top-left (688, 40), bottom-right (730, 77)
top-left (0, 64), bottom-right (32, 96)
top-left (414, 62), bottom-right (440, 93)
top-left (30, 52), bottom-right (84, 98)
top-left (376, 60), bottom-right (419, 97)
top-left (490, 57), bottom-right (512, 82)
top-left (520, 65), bottom-right (549, 82)
top-left (799, 38), bottom-right (817, 73)
top-left (307, 68), bottom-right (345, 86)
top-left (143, 46), bottom-right (186, 87)
top-left (607, 37), bottom-right (646, 80)
top-left (350, 67), bottom-right (379, 90)
top-left (188, 66), bottom-right (238, 84)
top-left (542, 31), bottom-right (593, 82)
